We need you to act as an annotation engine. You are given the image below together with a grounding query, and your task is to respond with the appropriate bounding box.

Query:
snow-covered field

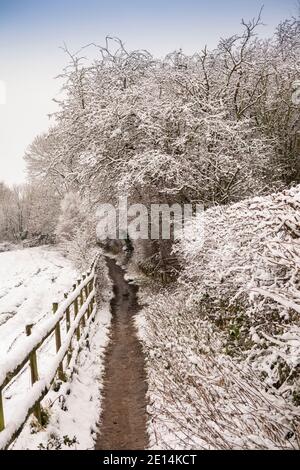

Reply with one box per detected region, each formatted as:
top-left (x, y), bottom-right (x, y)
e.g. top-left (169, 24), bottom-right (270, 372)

top-left (0, 246), bottom-right (111, 449)
top-left (0, 246), bottom-right (78, 356)
top-left (0, 247), bottom-right (78, 436)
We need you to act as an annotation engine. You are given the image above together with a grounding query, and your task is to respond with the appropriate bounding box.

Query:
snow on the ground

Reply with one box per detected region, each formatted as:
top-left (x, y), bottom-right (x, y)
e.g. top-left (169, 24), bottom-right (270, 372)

top-left (0, 245), bottom-right (78, 354)
top-left (11, 304), bottom-right (111, 450)
top-left (0, 246), bottom-right (77, 436)
top-left (0, 246), bottom-right (112, 449)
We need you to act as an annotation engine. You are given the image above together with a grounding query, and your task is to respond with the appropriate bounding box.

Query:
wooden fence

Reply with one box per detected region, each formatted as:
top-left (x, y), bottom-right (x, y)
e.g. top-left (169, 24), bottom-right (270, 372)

top-left (0, 255), bottom-right (99, 450)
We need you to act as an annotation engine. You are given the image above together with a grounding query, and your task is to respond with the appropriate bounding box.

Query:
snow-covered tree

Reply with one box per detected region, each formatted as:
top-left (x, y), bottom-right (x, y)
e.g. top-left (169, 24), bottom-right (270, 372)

top-left (23, 14), bottom-right (300, 272)
top-left (56, 191), bottom-right (96, 269)
top-left (56, 192), bottom-right (85, 242)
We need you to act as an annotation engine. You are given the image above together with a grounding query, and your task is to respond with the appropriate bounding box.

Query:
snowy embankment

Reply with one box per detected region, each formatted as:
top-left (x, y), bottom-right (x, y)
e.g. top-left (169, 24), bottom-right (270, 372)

top-left (134, 186), bottom-right (300, 450)
top-left (0, 246), bottom-right (111, 449)
top-left (0, 246), bottom-right (77, 354)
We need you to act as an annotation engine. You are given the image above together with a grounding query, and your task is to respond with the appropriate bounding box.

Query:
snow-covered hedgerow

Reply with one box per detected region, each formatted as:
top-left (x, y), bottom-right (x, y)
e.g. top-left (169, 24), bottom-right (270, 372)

top-left (136, 185), bottom-right (300, 449)
top-left (177, 185), bottom-right (300, 403)
top-left (137, 293), bottom-right (300, 449)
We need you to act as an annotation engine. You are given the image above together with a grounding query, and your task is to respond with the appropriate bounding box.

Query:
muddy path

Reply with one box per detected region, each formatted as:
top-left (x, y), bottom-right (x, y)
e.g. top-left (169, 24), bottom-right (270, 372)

top-left (95, 257), bottom-right (149, 450)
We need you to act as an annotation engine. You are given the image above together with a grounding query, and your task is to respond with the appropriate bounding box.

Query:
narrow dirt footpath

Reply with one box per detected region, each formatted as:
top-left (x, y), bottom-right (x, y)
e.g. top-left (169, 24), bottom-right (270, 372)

top-left (95, 257), bottom-right (149, 450)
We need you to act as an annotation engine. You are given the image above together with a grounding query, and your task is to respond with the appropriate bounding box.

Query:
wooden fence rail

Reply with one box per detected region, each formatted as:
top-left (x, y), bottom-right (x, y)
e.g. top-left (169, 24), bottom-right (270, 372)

top-left (0, 255), bottom-right (99, 450)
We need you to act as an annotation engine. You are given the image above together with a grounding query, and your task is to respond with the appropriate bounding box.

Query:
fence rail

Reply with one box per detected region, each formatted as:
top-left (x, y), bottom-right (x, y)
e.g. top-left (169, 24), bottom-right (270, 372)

top-left (0, 255), bottom-right (99, 450)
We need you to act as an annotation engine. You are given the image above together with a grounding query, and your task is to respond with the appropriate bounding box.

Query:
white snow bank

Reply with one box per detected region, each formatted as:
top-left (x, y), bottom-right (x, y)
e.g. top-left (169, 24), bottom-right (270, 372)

top-left (11, 303), bottom-right (111, 450)
top-left (0, 246), bottom-right (78, 355)
top-left (0, 246), bottom-right (112, 450)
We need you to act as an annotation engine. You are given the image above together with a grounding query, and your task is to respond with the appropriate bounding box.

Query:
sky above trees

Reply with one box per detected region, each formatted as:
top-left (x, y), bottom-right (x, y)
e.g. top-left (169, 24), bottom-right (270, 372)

top-left (0, 0), bottom-right (297, 185)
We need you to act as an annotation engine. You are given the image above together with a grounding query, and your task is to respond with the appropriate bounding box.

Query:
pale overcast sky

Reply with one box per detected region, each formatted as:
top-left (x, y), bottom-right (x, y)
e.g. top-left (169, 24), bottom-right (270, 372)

top-left (0, 0), bottom-right (297, 185)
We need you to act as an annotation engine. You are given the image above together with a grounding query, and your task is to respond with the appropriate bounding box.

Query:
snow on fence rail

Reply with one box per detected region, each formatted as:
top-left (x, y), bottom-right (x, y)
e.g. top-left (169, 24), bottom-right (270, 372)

top-left (0, 255), bottom-right (100, 450)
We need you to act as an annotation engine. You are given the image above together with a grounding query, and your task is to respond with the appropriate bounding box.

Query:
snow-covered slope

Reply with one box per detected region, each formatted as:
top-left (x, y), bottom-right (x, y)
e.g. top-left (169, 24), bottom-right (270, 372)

top-left (0, 246), bottom-right (78, 356)
top-left (0, 247), bottom-right (78, 429)
top-left (0, 246), bottom-right (112, 450)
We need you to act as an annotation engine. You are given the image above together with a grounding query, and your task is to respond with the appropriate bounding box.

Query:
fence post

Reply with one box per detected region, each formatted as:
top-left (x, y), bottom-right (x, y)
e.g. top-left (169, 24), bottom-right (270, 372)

top-left (77, 278), bottom-right (86, 329)
top-left (82, 274), bottom-right (87, 299)
top-left (89, 278), bottom-right (94, 317)
top-left (85, 272), bottom-right (91, 317)
top-left (91, 274), bottom-right (96, 313)
top-left (74, 291), bottom-right (80, 341)
top-left (0, 388), bottom-right (5, 432)
top-left (52, 303), bottom-right (64, 381)
top-left (25, 324), bottom-right (42, 424)
top-left (64, 293), bottom-right (72, 365)
top-left (64, 293), bottom-right (71, 332)
top-left (82, 275), bottom-right (87, 328)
